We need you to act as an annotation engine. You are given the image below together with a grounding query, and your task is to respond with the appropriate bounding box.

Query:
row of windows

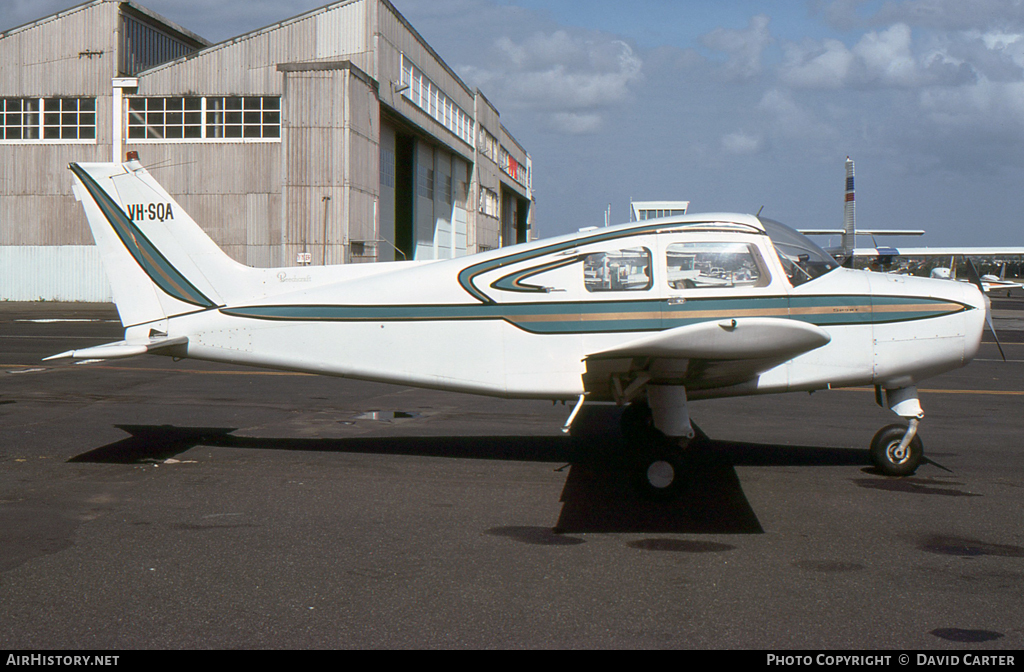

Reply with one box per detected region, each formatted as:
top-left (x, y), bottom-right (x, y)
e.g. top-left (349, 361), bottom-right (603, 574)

top-left (637, 209), bottom-right (687, 220)
top-left (128, 97), bottom-right (280, 140)
top-left (120, 14), bottom-right (198, 77)
top-left (1, 96), bottom-right (283, 143)
top-left (498, 146), bottom-right (528, 188)
top-left (584, 242), bottom-right (769, 293)
top-left (401, 55), bottom-right (475, 146)
top-left (0, 98), bottom-right (96, 141)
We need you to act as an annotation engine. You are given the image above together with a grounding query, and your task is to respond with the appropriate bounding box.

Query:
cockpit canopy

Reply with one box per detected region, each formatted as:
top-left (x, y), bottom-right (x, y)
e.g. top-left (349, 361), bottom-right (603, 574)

top-left (759, 217), bottom-right (839, 286)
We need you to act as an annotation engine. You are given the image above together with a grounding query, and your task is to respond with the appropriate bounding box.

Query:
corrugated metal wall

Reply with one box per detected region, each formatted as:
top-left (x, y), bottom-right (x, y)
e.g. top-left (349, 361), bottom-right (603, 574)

top-left (0, 0), bottom-right (532, 300)
top-left (0, 246), bottom-right (111, 302)
top-left (0, 2), bottom-right (117, 302)
top-left (280, 64), bottom-right (380, 266)
top-left (282, 66), bottom-right (346, 266)
top-left (138, 0), bottom-right (372, 95)
top-left (0, 2), bottom-right (118, 95)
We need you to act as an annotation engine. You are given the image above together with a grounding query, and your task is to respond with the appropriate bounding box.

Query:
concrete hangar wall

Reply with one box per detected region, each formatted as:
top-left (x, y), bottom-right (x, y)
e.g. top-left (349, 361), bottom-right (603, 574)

top-left (0, 0), bottom-right (534, 301)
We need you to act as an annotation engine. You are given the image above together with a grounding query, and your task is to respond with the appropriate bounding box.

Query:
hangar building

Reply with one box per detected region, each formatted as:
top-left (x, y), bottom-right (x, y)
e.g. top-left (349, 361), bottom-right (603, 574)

top-left (0, 0), bottom-right (534, 301)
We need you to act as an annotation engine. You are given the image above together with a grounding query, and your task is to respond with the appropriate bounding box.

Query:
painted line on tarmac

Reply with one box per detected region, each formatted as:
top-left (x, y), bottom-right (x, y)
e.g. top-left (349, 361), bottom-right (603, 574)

top-left (840, 386), bottom-right (1024, 397)
top-left (14, 318), bottom-right (119, 323)
top-left (1, 363), bottom-right (313, 376)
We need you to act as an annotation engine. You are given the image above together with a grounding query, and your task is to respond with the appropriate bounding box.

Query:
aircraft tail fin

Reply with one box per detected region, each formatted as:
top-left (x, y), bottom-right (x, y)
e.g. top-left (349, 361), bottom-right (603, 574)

top-left (70, 159), bottom-right (252, 328)
top-left (842, 156), bottom-right (856, 259)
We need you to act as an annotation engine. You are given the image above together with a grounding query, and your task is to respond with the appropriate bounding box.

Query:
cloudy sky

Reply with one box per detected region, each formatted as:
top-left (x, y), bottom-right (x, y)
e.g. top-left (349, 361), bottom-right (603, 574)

top-left (7, 0), bottom-right (1024, 245)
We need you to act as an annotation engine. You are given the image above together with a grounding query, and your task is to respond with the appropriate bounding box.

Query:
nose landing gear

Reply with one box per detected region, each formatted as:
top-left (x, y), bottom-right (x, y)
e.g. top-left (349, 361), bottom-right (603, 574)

top-left (869, 421), bottom-right (924, 477)
top-left (870, 386), bottom-right (926, 477)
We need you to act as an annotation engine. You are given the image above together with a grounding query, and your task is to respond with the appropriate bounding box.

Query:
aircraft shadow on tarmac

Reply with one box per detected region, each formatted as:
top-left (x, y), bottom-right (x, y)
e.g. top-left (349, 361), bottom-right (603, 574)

top-left (69, 411), bottom-right (872, 535)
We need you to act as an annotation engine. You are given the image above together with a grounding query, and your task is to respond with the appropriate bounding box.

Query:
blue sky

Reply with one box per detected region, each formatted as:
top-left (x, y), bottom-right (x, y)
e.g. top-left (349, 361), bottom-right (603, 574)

top-left (7, 0), bottom-right (1024, 246)
top-left (504, 0), bottom-right (851, 47)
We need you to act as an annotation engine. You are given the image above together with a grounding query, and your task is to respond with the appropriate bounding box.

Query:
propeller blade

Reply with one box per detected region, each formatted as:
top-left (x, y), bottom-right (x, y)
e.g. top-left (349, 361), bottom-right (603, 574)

top-left (965, 256), bottom-right (983, 291)
top-left (985, 297), bottom-right (1007, 361)
top-left (968, 259), bottom-right (1007, 361)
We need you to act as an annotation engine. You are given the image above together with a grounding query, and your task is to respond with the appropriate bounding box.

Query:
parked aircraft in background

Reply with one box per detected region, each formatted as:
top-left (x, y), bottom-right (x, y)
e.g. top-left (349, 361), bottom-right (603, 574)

top-left (52, 157), bottom-right (989, 498)
top-left (801, 158), bottom-right (1024, 293)
top-left (930, 263), bottom-right (1024, 296)
top-left (799, 157), bottom-right (924, 265)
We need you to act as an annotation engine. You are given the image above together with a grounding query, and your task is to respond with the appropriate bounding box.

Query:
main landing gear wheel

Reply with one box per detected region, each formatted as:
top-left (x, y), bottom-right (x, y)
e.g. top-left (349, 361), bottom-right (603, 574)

top-left (621, 402), bottom-right (691, 499)
top-left (869, 424), bottom-right (924, 477)
top-left (634, 447), bottom-right (692, 501)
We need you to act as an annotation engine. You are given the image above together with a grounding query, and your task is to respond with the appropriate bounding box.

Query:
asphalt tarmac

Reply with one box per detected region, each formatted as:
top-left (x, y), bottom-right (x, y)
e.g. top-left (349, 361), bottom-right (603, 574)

top-left (1, 300), bottom-right (1023, 650)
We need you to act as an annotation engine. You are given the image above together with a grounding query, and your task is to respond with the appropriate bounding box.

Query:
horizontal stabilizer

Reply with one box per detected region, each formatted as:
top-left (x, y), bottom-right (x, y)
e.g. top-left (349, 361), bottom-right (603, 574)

top-left (855, 229), bottom-right (926, 236)
top-left (44, 335), bottom-right (188, 361)
top-left (586, 318), bottom-right (831, 361)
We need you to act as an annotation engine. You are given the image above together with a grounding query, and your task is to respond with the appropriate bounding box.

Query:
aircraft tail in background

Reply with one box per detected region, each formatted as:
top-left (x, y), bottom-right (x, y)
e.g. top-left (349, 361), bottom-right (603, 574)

top-left (798, 156), bottom-right (925, 264)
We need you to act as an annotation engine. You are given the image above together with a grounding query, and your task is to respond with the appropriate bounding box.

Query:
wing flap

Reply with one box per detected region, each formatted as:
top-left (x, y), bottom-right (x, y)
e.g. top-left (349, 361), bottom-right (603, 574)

top-left (44, 335), bottom-right (188, 361)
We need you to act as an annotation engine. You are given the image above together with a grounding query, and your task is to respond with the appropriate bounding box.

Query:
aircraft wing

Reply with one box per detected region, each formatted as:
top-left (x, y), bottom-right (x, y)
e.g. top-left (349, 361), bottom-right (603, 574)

top-left (853, 246), bottom-right (1024, 257)
top-left (584, 317), bottom-right (830, 393)
top-left (44, 335), bottom-right (188, 361)
top-left (800, 229), bottom-right (925, 237)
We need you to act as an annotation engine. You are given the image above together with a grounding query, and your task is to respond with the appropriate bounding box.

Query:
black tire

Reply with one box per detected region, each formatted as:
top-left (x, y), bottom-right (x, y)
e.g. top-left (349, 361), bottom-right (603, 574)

top-left (634, 449), bottom-right (688, 500)
top-left (621, 401), bottom-right (699, 499)
top-left (869, 424), bottom-right (923, 477)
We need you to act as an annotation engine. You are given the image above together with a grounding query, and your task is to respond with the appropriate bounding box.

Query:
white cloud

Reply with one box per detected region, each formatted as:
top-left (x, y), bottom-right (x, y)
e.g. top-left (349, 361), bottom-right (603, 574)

top-left (721, 131), bottom-right (763, 155)
top-left (919, 79), bottom-right (1024, 126)
top-left (702, 14), bottom-right (773, 79)
top-left (460, 29), bottom-right (643, 133)
top-left (872, 0), bottom-right (1024, 32)
top-left (757, 89), bottom-right (816, 133)
top-left (779, 23), bottom-right (980, 88)
top-left (780, 38), bottom-right (855, 88)
top-left (853, 23), bottom-right (918, 84)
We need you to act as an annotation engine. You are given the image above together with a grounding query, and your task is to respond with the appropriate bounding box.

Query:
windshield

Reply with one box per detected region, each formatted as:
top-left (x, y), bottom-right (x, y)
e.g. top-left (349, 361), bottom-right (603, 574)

top-left (759, 217), bottom-right (839, 287)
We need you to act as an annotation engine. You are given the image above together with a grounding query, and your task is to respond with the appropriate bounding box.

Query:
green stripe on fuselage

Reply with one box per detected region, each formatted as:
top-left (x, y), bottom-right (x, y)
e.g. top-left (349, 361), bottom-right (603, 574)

top-left (222, 294), bottom-right (970, 335)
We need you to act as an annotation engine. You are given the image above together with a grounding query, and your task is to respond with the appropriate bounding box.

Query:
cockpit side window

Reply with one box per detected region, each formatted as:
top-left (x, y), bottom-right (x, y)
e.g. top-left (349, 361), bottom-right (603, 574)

top-left (584, 247), bottom-right (652, 292)
top-left (666, 242), bottom-right (770, 290)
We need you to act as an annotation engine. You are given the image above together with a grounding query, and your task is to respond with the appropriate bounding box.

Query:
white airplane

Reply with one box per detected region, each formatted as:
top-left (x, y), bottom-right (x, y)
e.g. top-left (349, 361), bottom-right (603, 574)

top-left (929, 263), bottom-right (1024, 297)
top-left (51, 157), bottom-right (989, 498)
